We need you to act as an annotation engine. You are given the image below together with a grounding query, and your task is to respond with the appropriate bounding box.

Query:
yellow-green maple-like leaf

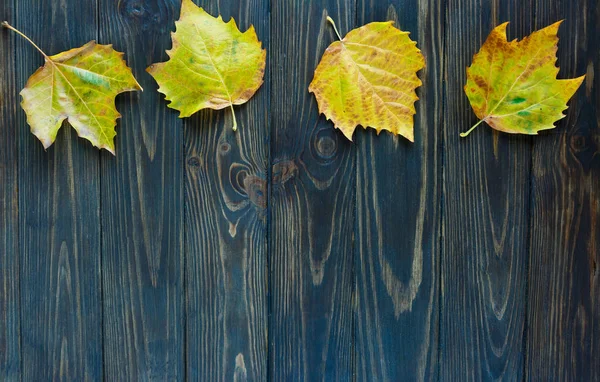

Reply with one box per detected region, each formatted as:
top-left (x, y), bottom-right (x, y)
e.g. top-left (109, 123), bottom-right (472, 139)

top-left (147, 0), bottom-right (266, 130)
top-left (308, 17), bottom-right (425, 142)
top-left (3, 22), bottom-right (141, 154)
top-left (462, 21), bottom-right (585, 138)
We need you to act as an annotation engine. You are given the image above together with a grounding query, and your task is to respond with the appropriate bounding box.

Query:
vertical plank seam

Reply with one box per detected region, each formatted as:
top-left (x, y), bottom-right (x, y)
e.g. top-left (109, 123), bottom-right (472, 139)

top-left (437, 0), bottom-right (448, 379)
top-left (522, 4), bottom-right (538, 381)
top-left (182, 5), bottom-right (190, 381)
top-left (182, 0), bottom-right (188, 370)
top-left (183, 86), bottom-right (188, 382)
top-left (266, 0), bottom-right (272, 379)
top-left (521, 144), bottom-right (533, 382)
top-left (96, 0), bottom-right (105, 380)
top-left (14, 0), bottom-right (23, 379)
top-left (266, 0), bottom-right (273, 379)
top-left (352, 0), bottom-right (360, 382)
top-left (13, 0), bottom-right (25, 377)
top-left (352, 3), bottom-right (359, 382)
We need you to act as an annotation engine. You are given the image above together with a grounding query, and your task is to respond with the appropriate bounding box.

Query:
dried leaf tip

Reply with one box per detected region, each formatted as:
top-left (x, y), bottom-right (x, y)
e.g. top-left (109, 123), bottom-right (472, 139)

top-left (326, 16), bottom-right (343, 41)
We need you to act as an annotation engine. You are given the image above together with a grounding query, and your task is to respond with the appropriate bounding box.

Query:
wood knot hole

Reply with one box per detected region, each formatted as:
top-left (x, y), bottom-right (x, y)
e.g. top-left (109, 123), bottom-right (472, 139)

top-left (220, 142), bottom-right (231, 154)
top-left (123, 1), bottom-right (144, 17)
top-left (313, 129), bottom-right (338, 161)
top-left (187, 157), bottom-right (201, 168)
top-left (570, 134), bottom-right (587, 152)
top-left (243, 175), bottom-right (267, 210)
top-left (316, 135), bottom-right (337, 158)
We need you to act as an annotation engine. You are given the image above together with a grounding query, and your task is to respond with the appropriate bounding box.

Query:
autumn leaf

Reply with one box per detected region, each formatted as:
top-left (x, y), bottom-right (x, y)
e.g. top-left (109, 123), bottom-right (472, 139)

top-left (147, 0), bottom-right (266, 131)
top-left (308, 16), bottom-right (425, 142)
top-left (2, 22), bottom-right (141, 154)
top-left (462, 21), bottom-right (585, 138)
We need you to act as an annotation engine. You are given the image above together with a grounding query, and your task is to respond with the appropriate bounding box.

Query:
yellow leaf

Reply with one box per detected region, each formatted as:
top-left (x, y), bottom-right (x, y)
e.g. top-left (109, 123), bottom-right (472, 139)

top-left (462, 21), bottom-right (585, 138)
top-left (147, 0), bottom-right (266, 131)
top-left (308, 16), bottom-right (425, 142)
top-left (3, 22), bottom-right (141, 154)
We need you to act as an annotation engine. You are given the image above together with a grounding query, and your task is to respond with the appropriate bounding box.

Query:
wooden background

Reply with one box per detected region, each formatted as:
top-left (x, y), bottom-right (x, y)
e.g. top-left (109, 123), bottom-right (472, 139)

top-left (1, 0), bottom-right (598, 380)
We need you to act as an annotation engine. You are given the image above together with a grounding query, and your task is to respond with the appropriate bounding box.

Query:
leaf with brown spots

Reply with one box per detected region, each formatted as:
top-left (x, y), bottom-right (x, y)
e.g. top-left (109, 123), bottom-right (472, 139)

top-left (462, 21), bottom-right (585, 138)
top-left (2, 22), bottom-right (141, 154)
top-left (309, 16), bottom-right (425, 142)
top-left (147, 0), bottom-right (266, 131)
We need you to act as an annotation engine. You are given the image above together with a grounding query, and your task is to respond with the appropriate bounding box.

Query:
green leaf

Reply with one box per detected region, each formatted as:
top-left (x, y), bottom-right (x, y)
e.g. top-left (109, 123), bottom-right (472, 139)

top-left (462, 21), bottom-right (585, 138)
top-left (309, 16), bottom-right (425, 142)
top-left (3, 22), bottom-right (141, 154)
top-left (147, 0), bottom-right (266, 131)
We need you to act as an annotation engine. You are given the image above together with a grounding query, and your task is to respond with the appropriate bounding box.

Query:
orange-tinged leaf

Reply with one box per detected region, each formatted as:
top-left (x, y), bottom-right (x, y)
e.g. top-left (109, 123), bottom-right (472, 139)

top-left (309, 16), bottom-right (425, 142)
top-left (147, 0), bottom-right (266, 131)
top-left (462, 21), bottom-right (585, 138)
top-left (3, 22), bottom-right (141, 154)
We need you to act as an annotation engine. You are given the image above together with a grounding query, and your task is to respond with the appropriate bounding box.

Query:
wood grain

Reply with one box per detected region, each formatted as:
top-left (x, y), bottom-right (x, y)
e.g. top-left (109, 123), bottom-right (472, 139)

top-left (0, 0), bottom-right (20, 379)
top-left (15, 0), bottom-right (103, 380)
top-left (183, 0), bottom-right (269, 380)
top-left (526, 0), bottom-right (600, 380)
top-left (269, 0), bottom-right (356, 380)
top-left (354, 0), bottom-right (443, 380)
top-left (440, 0), bottom-right (534, 380)
top-left (2, 0), bottom-right (600, 379)
top-left (98, 0), bottom-right (184, 379)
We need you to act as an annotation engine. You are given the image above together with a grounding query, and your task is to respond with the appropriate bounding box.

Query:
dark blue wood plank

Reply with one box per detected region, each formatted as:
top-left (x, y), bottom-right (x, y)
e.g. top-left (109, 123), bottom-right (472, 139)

top-left (0, 0), bottom-right (21, 379)
top-left (15, 0), bottom-right (103, 380)
top-left (183, 0), bottom-right (269, 380)
top-left (98, 0), bottom-right (184, 380)
top-left (440, 0), bottom-right (533, 379)
top-left (269, 1), bottom-right (355, 380)
top-left (526, 0), bottom-right (600, 380)
top-left (354, 0), bottom-right (443, 380)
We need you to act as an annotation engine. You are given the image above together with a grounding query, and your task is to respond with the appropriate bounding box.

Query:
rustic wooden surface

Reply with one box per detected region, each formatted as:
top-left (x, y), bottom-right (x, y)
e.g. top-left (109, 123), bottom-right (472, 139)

top-left (355, 0), bottom-right (442, 380)
top-left (184, 0), bottom-right (268, 379)
top-left (0, 0), bottom-right (19, 379)
top-left (441, 1), bottom-right (532, 380)
top-left (0, 0), bottom-right (598, 380)
top-left (14, 0), bottom-right (103, 380)
top-left (269, 0), bottom-right (355, 380)
top-left (526, 0), bottom-right (600, 380)
top-left (99, 0), bottom-right (184, 380)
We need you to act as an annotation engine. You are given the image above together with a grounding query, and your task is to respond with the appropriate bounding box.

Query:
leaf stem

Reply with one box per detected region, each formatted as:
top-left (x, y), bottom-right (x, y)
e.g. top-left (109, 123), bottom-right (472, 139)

top-left (230, 104), bottom-right (238, 132)
top-left (326, 16), bottom-right (343, 41)
top-left (2, 21), bottom-right (49, 59)
top-left (460, 118), bottom-right (486, 138)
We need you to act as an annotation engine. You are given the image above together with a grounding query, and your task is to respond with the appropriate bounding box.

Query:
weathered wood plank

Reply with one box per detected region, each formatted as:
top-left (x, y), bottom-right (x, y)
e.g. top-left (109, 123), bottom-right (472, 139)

top-left (354, 0), bottom-right (443, 380)
top-left (526, 0), bottom-right (600, 380)
top-left (269, 1), bottom-right (355, 380)
top-left (0, 0), bottom-right (21, 379)
top-left (98, 0), bottom-right (184, 379)
top-left (15, 0), bottom-right (103, 380)
top-left (440, 0), bottom-right (533, 379)
top-left (183, 0), bottom-right (269, 380)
